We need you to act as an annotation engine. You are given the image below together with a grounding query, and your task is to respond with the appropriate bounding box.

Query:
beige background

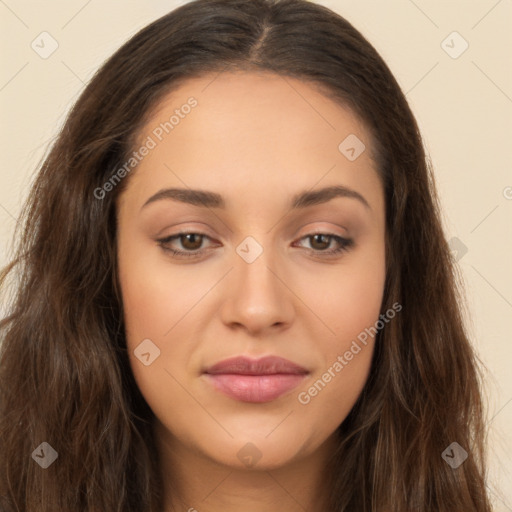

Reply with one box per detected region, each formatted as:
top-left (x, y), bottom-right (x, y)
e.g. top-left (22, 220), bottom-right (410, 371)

top-left (1, 0), bottom-right (511, 508)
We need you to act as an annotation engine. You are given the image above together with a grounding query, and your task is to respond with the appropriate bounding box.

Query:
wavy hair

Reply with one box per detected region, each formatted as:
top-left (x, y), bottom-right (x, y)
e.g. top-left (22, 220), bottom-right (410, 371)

top-left (0, 0), bottom-right (491, 510)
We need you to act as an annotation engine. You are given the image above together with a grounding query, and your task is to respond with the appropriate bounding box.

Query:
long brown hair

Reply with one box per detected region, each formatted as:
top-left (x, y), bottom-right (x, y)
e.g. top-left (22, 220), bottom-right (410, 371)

top-left (0, 0), bottom-right (492, 510)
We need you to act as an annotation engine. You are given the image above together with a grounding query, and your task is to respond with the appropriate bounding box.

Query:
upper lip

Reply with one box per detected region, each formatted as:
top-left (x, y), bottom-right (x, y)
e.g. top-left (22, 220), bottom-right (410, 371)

top-left (204, 356), bottom-right (309, 376)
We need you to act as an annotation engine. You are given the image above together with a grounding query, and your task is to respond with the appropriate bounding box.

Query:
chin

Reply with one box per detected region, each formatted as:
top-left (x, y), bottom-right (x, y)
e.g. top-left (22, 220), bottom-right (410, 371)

top-left (197, 429), bottom-right (313, 471)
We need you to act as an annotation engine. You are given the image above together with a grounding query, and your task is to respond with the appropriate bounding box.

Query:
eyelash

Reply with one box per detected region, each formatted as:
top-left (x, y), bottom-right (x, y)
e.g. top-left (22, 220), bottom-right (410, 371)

top-left (156, 231), bottom-right (354, 259)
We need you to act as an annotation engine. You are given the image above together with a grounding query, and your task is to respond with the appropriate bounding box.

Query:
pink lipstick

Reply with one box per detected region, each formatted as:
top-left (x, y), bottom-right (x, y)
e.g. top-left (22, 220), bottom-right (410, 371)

top-left (203, 356), bottom-right (309, 403)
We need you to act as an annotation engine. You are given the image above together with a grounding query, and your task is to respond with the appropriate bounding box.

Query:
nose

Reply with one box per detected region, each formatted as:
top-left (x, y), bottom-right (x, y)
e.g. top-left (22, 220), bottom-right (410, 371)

top-left (219, 244), bottom-right (295, 337)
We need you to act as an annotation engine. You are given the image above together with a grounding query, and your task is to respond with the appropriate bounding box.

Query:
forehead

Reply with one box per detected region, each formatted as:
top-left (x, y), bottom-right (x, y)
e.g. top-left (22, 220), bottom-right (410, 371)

top-left (122, 70), bottom-right (382, 213)
top-left (138, 70), bottom-right (375, 158)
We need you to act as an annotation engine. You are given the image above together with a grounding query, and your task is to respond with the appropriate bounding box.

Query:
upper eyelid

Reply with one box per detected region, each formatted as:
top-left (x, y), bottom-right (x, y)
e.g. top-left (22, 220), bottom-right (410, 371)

top-left (158, 230), bottom-right (349, 248)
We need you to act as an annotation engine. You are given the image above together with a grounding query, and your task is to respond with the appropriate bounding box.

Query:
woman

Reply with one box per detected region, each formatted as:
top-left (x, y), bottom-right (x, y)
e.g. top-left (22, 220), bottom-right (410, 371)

top-left (0, 0), bottom-right (492, 510)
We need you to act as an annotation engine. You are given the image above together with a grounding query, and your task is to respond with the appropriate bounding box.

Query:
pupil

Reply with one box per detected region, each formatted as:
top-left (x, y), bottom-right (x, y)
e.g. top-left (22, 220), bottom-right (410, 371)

top-left (183, 234), bottom-right (201, 249)
top-left (313, 234), bottom-right (329, 250)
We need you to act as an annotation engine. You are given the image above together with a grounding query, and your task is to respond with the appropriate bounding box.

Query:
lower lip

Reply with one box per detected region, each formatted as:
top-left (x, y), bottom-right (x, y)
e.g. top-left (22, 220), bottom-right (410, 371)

top-left (205, 374), bottom-right (307, 403)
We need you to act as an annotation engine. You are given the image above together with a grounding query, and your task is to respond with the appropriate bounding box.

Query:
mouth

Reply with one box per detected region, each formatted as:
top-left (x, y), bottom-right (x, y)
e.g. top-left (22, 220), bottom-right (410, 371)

top-left (203, 356), bottom-right (309, 403)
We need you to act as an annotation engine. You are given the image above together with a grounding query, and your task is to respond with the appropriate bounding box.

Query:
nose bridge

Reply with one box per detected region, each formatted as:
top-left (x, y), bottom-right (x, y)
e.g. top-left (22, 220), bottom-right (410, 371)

top-left (220, 235), bottom-right (294, 333)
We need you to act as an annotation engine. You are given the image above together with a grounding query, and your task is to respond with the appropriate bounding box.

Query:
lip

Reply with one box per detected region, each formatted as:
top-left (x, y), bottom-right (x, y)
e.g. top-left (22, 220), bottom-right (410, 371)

top-left (203, 356), bottom-right (309, 403)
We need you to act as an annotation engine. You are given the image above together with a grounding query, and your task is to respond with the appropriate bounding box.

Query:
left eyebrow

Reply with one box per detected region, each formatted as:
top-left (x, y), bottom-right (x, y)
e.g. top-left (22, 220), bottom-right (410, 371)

top-left (141, 184), bottom-right (371, 211)
top-left (290, 185), bottom-right (371, 210)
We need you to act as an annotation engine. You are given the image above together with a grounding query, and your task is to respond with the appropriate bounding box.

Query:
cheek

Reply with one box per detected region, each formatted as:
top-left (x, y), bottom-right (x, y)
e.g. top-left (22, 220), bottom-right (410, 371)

top-left (299, 238), bottom-right (386, 343)
top-left (295, 294), bottom-right (382, 436)
top-left (294, 247), bottom-right (385, 421)
top-left (318, 272), bottom-right (385, 338)
top-left (118, 233), bottom-right (210, 342)
top-left (296, 350), bottom-right (373, 439)
top-left (118, 252), bottom-right (198, 428)
top-left (117, 237), bottom-right (186, 384)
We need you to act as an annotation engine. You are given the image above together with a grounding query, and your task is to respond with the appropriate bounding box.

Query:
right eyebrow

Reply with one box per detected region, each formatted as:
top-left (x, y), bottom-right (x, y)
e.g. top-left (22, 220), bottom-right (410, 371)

top-left (141, 188), bottom-right (224, 210)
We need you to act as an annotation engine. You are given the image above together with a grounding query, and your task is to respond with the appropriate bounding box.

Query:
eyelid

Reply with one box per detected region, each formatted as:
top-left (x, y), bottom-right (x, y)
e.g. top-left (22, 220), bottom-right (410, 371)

top-left (156, 231), bottom-right (219, 257)
top-left (156, 229), bottom-right (353, 259)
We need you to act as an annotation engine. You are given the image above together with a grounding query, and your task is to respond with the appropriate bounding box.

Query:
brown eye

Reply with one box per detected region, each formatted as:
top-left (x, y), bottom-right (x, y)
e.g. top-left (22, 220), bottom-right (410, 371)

top-left (156, 232), bottom-right (215, 259)
top-left (178, 233), bottom-right (204, 251)
top-left (294, 233), bottom-right (353, 257)
top-left (309, 234), bottom-right (332, 251)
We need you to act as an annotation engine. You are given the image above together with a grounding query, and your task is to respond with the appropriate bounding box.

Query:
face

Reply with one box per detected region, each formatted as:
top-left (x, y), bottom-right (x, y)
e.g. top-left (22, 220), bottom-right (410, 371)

top-left (116, 71), bottom-right (386, 471)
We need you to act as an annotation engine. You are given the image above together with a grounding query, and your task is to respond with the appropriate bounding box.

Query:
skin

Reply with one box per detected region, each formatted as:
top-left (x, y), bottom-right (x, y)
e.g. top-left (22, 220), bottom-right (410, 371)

top-left (116, 70), bottom-right (386, 512)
